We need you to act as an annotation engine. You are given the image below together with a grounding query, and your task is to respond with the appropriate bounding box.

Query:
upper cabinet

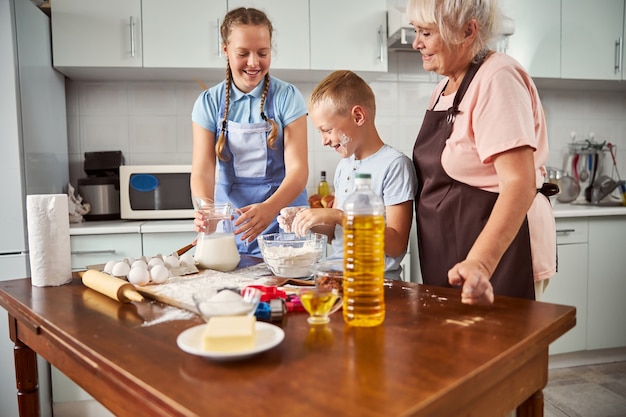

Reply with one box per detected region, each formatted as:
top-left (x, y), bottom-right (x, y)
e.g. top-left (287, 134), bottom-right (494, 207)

top-left (501, 0), bottom-right (560, 78)
top-left (50, 0), bottom-right (387, 80)
top-left (142, 0), bottom-right (226, 69)
top-left (227, 0), bottom-right (310, 70)
top-left (51, 0), bottom-right (142, 68)
top-left (310, 0), bottom-right (388, 72)
top-left (561, 0), bottom-right (624, 81)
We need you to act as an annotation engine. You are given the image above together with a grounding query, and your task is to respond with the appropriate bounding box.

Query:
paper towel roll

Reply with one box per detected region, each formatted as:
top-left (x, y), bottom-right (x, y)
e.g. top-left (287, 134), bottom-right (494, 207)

top-left (27, 194), bottom-right (72, 287)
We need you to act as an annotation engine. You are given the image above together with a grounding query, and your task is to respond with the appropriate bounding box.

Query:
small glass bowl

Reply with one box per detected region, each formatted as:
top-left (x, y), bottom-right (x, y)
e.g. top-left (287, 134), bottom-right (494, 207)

top-left (257, 232), bottom-right (327, 278)
top-left (313, 259), bottom-right (344, 296)
top-left (192, 287), bottom-right (262, 321)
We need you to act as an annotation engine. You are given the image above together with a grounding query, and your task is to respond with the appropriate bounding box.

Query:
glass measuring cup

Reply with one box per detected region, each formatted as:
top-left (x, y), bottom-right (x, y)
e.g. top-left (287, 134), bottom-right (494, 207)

top-left (193, 198), bottom-right (240, 272)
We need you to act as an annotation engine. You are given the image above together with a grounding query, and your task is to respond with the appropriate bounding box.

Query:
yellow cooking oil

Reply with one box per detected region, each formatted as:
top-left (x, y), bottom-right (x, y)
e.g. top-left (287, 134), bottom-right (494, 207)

top-left (318, 170), bottom-right (330, 197)
top-left (342, 212), bottom-right (386, 327)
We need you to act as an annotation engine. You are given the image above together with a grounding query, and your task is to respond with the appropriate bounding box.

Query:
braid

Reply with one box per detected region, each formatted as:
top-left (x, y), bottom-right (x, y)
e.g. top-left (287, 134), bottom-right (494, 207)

top-left (260, 73), bottom-right (278, 150)
top-left (216, 65), bottom-right (231, 161)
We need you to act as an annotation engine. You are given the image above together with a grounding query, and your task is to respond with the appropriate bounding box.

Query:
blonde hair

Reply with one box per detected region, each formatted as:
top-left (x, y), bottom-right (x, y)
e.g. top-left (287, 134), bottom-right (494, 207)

top-left (216, 8), bottom-right (278, 161)
top-left (406, 0), bottom-right (501, 62)
top-left (308, 70), bottom-right (376, 119)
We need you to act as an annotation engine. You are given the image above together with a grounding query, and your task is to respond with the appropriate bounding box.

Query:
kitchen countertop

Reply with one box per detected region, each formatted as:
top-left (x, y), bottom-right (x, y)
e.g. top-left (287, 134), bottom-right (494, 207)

top-left (551, 201), bottom-right (626, 218)
top-left (69, 219), bottom-right (195, 235)
top-left (69, 203), bottom-right (626, 236)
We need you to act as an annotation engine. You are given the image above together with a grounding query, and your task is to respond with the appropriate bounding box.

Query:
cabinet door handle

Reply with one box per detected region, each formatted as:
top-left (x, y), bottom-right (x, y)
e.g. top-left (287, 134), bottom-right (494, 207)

top-left (130, 16), bottom-right (136, 58)
top-left (377, 24), bottom-right (384, 64)
top-left (615, 37), bottom-right (623, 74)
top-left (71, 250), bottom-right (116, 255)
top-left (217, 18), bottom-right (222, 58)
top-left (556, 229), bottom-right (576, 235)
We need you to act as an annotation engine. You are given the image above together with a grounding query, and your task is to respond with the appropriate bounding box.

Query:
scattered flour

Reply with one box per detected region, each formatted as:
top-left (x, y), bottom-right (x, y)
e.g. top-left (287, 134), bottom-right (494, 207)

top-left (141, 306), bottom-right (196, 327)
top-left (137, 263), bottom-right (269, 315)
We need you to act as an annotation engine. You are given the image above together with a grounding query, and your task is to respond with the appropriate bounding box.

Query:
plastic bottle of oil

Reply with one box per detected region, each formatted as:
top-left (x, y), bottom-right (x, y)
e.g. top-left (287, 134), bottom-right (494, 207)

top-left (342, 172), bottom-right (385, 327)
top-left (318, 170), bottom-right (330, 197)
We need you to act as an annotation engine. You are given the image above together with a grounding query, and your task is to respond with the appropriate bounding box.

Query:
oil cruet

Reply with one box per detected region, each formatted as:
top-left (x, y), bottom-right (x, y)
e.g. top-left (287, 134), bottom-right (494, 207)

top-left (193, 198), bottom-right (240, 272)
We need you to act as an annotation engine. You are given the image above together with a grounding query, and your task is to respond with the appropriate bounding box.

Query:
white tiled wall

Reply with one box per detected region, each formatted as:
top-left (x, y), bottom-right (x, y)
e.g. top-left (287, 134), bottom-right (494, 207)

top-left (66, 52), bottom-right (626, 195)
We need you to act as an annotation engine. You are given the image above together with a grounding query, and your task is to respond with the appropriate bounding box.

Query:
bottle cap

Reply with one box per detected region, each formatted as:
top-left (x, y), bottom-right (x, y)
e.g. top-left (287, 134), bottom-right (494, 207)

top-left (355, 173), bottom-right (371, 180)
top-left (321, 170), bottom-right (326, 177)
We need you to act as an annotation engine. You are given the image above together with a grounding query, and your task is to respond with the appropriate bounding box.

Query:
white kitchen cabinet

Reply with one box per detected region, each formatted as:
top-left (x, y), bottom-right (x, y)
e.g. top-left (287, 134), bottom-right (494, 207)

top-left (561, 0), bottom-right (624, 81)
top-left (227, 0), bottom-right (310, 70)
top-left (142, 0), bottom-right (226, 69)
top-left (586, 216), bottom-right (626, 350)
top-left (310, 0), bottom-right (387, 73)
top-left (541, 218), bottom-right (589, 355)
top-left (70, 233), bottom-right (142, 271)
top-left (142, 231), bottom-right (197, 258)
top-left (500, 0), bottom-right (560, 78)
top-left (51, 0), bottom-right (142, 68)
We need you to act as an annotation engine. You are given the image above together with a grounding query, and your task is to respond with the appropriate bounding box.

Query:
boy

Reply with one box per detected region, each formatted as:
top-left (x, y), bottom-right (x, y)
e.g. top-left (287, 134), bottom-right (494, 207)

top-left (278, 70), bottom-right (417, 279)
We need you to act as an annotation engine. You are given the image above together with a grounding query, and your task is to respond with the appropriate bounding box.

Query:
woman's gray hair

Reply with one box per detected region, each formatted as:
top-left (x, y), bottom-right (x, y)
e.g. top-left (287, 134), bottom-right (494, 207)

top-left (406, 0), bottom-right (501, 62)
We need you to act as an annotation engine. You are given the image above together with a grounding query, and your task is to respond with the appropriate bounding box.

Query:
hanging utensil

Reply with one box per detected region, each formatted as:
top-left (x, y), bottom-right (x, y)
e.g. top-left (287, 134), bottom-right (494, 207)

top-left (578, 154), bottom-right (589, 182)
top-left (584, 152), bottom-right (599, 202)
top-left (608, 143), bottom-right (626, 205)
top-left (556, 174), bottom-right (580, 203)
top-left (571, 153), bottom-right (579, 182)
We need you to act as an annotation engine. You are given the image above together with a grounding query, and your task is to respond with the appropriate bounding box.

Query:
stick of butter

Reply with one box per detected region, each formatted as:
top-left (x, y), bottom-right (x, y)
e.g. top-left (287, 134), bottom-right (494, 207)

top-left (203, 316), bottom-right (256, 352)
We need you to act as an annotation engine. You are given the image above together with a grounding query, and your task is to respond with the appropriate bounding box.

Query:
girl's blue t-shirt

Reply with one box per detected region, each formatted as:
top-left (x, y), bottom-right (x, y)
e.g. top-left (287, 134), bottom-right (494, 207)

top-left (192, 75), bottom-right (306, 132)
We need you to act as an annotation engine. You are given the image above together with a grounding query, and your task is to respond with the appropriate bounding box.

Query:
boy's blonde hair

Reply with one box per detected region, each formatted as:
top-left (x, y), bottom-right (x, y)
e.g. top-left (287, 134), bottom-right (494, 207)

top-left (308, 70), bottom-right (376, 119)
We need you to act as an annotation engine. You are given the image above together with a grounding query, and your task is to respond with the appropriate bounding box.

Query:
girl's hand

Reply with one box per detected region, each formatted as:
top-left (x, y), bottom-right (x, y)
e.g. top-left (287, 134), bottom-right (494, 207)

top-left (234, 203), bottom-right (275, 243)
top-left (193, 210), bottom-right (205, 233)
top-left (194, 210), bottom-right (219, 234)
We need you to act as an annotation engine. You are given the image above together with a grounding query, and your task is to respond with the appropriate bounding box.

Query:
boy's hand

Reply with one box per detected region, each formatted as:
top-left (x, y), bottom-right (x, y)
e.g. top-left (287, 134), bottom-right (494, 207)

top-left (277, 206), bottom-right (307, 233)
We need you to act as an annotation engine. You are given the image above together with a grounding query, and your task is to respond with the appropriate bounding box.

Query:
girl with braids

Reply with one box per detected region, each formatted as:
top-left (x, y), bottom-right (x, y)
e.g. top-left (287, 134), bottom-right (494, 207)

top-left (191, 7), bottom-right (309, 256)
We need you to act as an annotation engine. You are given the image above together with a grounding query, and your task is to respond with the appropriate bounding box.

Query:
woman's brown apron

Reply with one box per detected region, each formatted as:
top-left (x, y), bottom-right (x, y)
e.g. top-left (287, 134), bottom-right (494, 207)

top-left (412, 59), bottom-right (535, 300)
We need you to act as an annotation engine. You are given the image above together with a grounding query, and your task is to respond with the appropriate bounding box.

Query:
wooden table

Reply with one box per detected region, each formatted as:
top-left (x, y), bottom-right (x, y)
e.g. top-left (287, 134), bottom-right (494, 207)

top-left (0, 263), bottom-right (575, 417)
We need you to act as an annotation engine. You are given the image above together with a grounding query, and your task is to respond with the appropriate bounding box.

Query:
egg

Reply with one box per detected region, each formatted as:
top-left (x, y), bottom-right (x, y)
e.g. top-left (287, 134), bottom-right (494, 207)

top-left (123, 256), bottom-right (136, 266)
top-left (127, 267), bottom-right (150, 286)
top-left (179, 253), bottom-right (195, 267)
top-left (149, 264), bottom-right (169, 284)
top-left (111, 261), bottom-right (131, 277)
top-left (148, 257), bottom-right (165, 268)
top-left (103, 260), bottom-right (117, 274)
top-left (131, 259), bottom-right (148, 270)
top-left (163, 255), bottom-right (180, 268)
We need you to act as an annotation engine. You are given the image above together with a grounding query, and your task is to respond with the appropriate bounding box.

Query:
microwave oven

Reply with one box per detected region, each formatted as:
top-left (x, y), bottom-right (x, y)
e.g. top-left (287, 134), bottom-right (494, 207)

top-left (119, 165), bottom-right (195, 220)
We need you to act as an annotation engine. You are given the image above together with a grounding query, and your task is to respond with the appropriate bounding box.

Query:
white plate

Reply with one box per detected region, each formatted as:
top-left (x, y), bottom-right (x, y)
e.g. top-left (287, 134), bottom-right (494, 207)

top-left (177, 322), bottom-right (285, 361)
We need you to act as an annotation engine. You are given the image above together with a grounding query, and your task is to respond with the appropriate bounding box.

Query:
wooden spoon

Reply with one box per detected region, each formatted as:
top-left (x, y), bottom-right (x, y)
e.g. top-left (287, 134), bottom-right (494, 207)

top-left (259, 277), bottom-right (315, 286)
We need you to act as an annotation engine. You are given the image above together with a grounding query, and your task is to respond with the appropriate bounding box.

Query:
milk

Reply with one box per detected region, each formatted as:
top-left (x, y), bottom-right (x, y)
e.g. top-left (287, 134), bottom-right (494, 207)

top-left (194, 233), bottom-right (240, 272)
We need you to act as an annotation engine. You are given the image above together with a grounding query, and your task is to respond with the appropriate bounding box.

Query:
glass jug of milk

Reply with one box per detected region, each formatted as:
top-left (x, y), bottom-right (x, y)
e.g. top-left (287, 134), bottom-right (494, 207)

top-left (193, 198), bottom-right (240, 272)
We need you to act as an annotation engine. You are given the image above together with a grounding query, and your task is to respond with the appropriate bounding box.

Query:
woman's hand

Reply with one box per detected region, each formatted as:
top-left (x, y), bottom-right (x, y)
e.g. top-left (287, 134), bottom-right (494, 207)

top-left (448, 259), bottom-right (494, 305)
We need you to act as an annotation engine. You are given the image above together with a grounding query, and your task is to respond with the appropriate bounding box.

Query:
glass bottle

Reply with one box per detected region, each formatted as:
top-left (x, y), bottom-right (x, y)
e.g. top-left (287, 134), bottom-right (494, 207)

top-left (318, 170), bottom-right (330, 197)
top-left (193, 198), bottom-right (240, 272)
top-left (342, 173), bottom-right (385, 327)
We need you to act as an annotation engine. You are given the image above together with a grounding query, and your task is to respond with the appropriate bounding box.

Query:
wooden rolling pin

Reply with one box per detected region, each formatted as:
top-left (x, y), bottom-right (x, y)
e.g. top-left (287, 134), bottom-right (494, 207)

top-left (81, 270), bottom-right (145, 303)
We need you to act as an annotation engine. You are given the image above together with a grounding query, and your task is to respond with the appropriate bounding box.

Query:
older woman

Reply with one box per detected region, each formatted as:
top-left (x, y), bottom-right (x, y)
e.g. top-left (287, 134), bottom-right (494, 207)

top-left (408, 0), bottom-right (556, 305)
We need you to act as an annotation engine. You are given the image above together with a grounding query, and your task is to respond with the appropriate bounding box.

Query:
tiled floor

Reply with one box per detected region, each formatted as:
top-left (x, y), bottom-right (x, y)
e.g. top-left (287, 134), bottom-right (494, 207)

top-left (544, 361), bottom-right (626, 417)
